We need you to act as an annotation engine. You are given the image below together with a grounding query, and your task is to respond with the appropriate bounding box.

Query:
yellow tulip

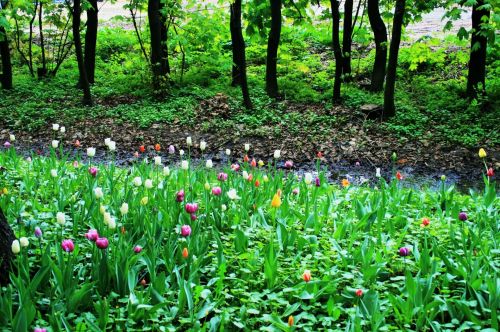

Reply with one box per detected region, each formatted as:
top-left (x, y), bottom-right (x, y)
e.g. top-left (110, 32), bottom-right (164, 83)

top-left (141, 197), bottom-right (149, 205)
top-left (271, 193), bottom-right (282, 208)
top-left (478, 148), bottom-right (487, 158)
top-left (258, 160), bottom-right (265, 167)
top-left (2, 188), bottom-right (8, 195)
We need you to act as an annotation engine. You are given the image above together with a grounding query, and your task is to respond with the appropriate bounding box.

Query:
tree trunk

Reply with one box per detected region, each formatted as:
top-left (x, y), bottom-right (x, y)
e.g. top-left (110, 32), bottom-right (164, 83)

top-left (230, 3), bottom-right (241, 87)
top-left (73, 0), bottom-right (93, 106)
top-left (330, 0), bottom-right (342, 103)
top-left (383, 0), bottom-right (405, 118)
top-left (0, 207), bottom-right (15, 285)
top-left (466, 1), bottom-right (489, 98)
top-left (84, 0), bottom-right (98, 84)
top-left (367, 0), bottom-right (387, 91)
top-left (230, 0), bottom-right (252, 109)
top-left (38, 1), bottom-right (47, 78)
top-left (148, 0), bottom-right (168, 85)
top-left (159, 1), bottom-right (170, 74)
top-left (0, 26), bottom-right (13, 89)
top-left (342, 0), bottom-right (353, 79)
top-left (266, 0), bottom-right (281, 98)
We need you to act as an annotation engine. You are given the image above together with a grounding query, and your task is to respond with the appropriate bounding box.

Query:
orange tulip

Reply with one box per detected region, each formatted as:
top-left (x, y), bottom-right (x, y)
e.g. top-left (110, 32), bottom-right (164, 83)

top-left (155, 143), bottom-right (161, 151)
top-left (288, 315), bottom-right (294, 327)
top-left (396, 171), bottom-right (403, 181)
top-left (182, 247), bottom-right (189, 259)
top-left (303, 270), bottom-right (311, 282)
top-left (250, 158), bottom-right (257, 167)
top-left (243, 154), bottom-right (249, 163)
top-left (421, 217), bottom-right (430, 227)
top-left (342, 179), bottom-right (350, 187)
top-left (271, 193), bottom-right (282, 208)
top-left (139, 145), bottom-right (145, 153)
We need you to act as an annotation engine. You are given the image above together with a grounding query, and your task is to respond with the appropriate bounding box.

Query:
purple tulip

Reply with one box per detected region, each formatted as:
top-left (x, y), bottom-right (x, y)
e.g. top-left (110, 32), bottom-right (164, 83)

top-left (458, 212), bottom-right (468, 221)
top-left (4, 141), bottom-right (11, 148)
top-left (168, 145), bottom-right (175, 154)
top-left (185, 203), bottom-right (199, 214)
top-left (284, 160), bottom-right (293, 169)
top-left (34, 227), bottom-right (43, 238)
top-left (181, 225), bottom-right (192, 237)
top-left (399, 247), bottom-right (410, 257)
top-left (190, 213), bottom-right (197, 221)
top-left (85, 229), bottom-right (99, 242)
top-left (217, 172), bottom-right (228, 182)
top-left (134, 245), bottom-right (142, 253)
top-left (176, 190), bottom-right (185, 202)
top-left (88, 167), bottom-right (98, 177)
top-left (96, 237), bottom-right (109, 249)
top-left (61, 239), bottom-right (75, 252)
top-left (315, 177), bottom-right (321, 187)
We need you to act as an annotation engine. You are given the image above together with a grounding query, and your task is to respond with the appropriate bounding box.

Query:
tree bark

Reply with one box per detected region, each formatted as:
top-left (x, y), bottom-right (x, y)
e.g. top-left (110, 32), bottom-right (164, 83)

top-left (38, 1), bottom-right (47, 78)
top-left (159, 1), bottom-right (170, 74)
top-left (266, 0), bottom-right (281, 98)
top-left (367, 0), bottom-right (387, 91)
top-left (330, 0), bottom-right (342, 103)
top-left (0, 207), bottom-right (15, 285)
top-left (148, 0), bottom-right (168, 85)
top-left (383, 0), bottom-right (405, 118)
top-left (466, 1), bottom-right (490, 98)
top-left (342, 0), bottom-right (353, 79)
top-left (230, 0), bottom-right (252, 109)
top-left (0, 26), bottom-right (13, 89)
top-left (84, 0), bottom-right (98, 84)
top-left (73, 0), bottom-right (93, 106)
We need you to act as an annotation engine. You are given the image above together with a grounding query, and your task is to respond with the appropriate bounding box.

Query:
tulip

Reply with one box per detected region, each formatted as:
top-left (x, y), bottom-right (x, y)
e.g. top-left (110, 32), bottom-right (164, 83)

top-left (247, 174), bottom-right (253, 182)
top-left (11, 240), bottom-right (21, 254)
top-left (34, 327), bottom-right (47, 332)
top-left (120, 203), bottom-right (129, 215)
top-left (134, 245), bottom-right (142, 253)
top-left (315, 177), bottom-right (321, 187)
top-left (141, 197), bottom-right (149, 205)
top-left (133, 177), bottom-right (142, 187)
top-left (355, 289), bottom-right (363, 297)
top-left (169, 145), bottom-right (175, 154)
top-left (87, 147), bottom-right (96, 157)
top-left (140, 279), bottom-right (147, 287)
top-left (108, 218), bottom-right (116, 229)
top-left (303, 270), bottom-right (311, 282)
top-left (73, 160), bottom-right (79, 167)
top-left (231, 163), bottom-right (240, 172)
top-left (50, 169), bottom-right (57, 178)
top-left (96, 237), bottom-right (109, 249)
top-left (375, 168), bottom-right (381, 177)
top-left (52, 140), bottom-right (59, 149)
top-left (154, 156), bottom-right (162, 166)
top-left (3, 141), bottom-right (11, 148)
top-left (421, 217), bottom-right (430, 227)
top-left (212, 187), bottom-right (222, 196)
top-left (94, 187), bottom-right (104, 199)
top-left (304, 173), bottom-right (313, 185)
top-left (103, 212), bottom-right (112, 225)
top-left (217, 172), bottom-right (228, 182)
top-left (487, 168), bottom-right (494, 177)
top-left (60, 126), bottom-right (66, 133)
top-left (288, 316), bottom-right (294, 327)
top-left (139, 145), bottom-right (146, 153)
top-left (441, 174), bottom-right (446, 181)
top-left (206, 159), bottom-right (213, 168)
top-left (9, 134), bottom-right (15, 142)
top-left (200, 141), bottom-right (207, 151)
top-left (105, 138), bottom-right (111, 146)
top-left (255, 180), bottom-right (260, 188)
top-left (186, 136), bottom-right (192, 146)
top-left (284, 160), bottom-right (293, 169)
top-left (74, 140), bottom-right (81, 148)
top-left (271, 193), bottom-right (282, 208)
top-left (181, 160), bottom-right (189, 170)
top-left (163, 166), bottom-right (170, 176)
top-left (292, 188), bottom-right (299, 195)
top-left (243, 155), bottom-right (249, 163)
top-left (221, 204), bottom-right (227, 211)
top-left (227, 188), bottom-right (239, 200)
top-left (399, 247), bottom-right (410, 257)
top-left (182, 247), bottom-right (189, 258)
top-left (100, 205), bottom-right (107, 215)
top-left (181, 225), bottom-right (192, 237)
top-left (342, 179), bottom-right (350, 187)
top-left (317, 151), bottom-right (323, 158)
top-left (52, 123), bottom-right (59, 131)
top-left (244, 143), bottom-right (250, 152)
top-left (155, 143), bottom-right (161, 151)
top-left (391, 152), bottom-right (397, 161)
top-left (144, 179), bottom-right (153, 189)
top-left (478, 148), bottom-right (487, 158)
top-left (242, 171), bottom-right (249, 180)
top-left (20, 237), bottom-right (29, 247)
top-left (263, 175), bottom-right (269, 182)
top-left (88, 167), bottom-right (98, 177)
top-left (2, 188), bottom-right (8, 195)
top-left (185, 203), bottom-right (199, 214)
top-left (250, 158), bottom-right (257, 167)
top-left (396, 171), bottom-right (403, 181)
top-left (85, 229), bottom-right (99, 241)
top-left (274, 150), bottom-right (281, 159)
top-left (190, 213), bottom-right (197, 221)
top-left (56, 212), bottom-right (66, 225)
top-left (458, 212), bottom-right (468, 221)
top-left (61, 239), bottom-right (75, 252)
top-left (204, 182), bottom-right (210, 190)
top-left (176, 190), bottom-right (185, 202)
top-left (258, 160), bottom-right (264, 167)
top-left (108, 141), bottom-right (116, 151)
top-left (34, 227), bottom-right (43, 238)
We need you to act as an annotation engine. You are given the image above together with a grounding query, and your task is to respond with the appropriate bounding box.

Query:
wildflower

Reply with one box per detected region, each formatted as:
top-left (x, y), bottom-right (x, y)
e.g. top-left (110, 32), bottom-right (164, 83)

top-left (182, 247), bottom-right (189, 258)
top-left (315, 177), bottom-right (321, 187)
top-left (50, 169), bottom-right (58, 178)
top-left (421, 217), bottom-right (430, 227)
top-left (96, 237), bottom-right (109, 249)
top-left (19, 237), bottom-right (29, 247)
top-left (61, 239), bottom-right (75, 252)
top-left (141, 197), bottom-right (149, 205)
top-left (212, 187), bottom-right (222, 196)
top-left (168, 145), bottom-right (175, 154)
top-left (74, 140), bottom-right (81, 148)
top-left (52, 123), bottom-right (59, 131)
top-left (56, 212), bottom-right (66, 225)
top-left (134, 245), bottom-right (142, 253)
top-left (155, 143), bottom-right (161, 151)
top-left (487, 168), bottom-right (494, 177)
top-left (52, 140), bottom-right (59, 149)
top-left (200, 141), bottom-right (207, 151)
top-left (342, 179), bottom-right (350, 187)
top-left (144, 179), bottom-right (153, 189)
top-left (181, 225), bottom-right (192, 237)
top-left (34, 227), bottom-right (42, 238)
top-left (258, 160), bottom-right (265, 167)
top-left (250, 158), bottom-right (257, 167)
top-left (60, 126), bottom-right (66, 134)
top-left (9, 134), bottom-right (15, 142)
top-left (176, 190), bottom-right (185, 202)
top-left (478, 148), bottom-right (487, 158)
top-left (303, 270), bottom-right (311, 282)
top-left (139, 145), bottom-right (145, 153)
top-left (355, 289), bottom-right (363, 297)
top-left (206, 159), bottom-right (213, 168)
top-left (255, 180), bottom-right (260, 188)
top-left (274, 150), bottom-right (281, 159)
top-left (88, 167), bottom-right (98, 177)
top-left (399, 247), bottom-right (410, 257)
top-left (185, 203), bottom-right (199, 214)
top-left (304, 173), bottom-right (313, 185)
top-left (94, 187), bottom-right (104, 199)
top-left (120, 203), bottom-right (129, 215)
top-left (458, 212), bottom-right (468, 221)
top-left (133, 177), bottom-right (142, 187)
top-left (181, 160), bottom-right (189, 170)
top-left (4, 141), bottom-right (11, 148)
top-left (163, 166), bottom-right (170, 176)
top-left (288, 315), bottom-right (294, 327)
top-left (85, 229), bottom-right (99, 241)
top-left (225, 148), bottom-right (231, 156)
top-left (217, 172), bottom-right (228, 182)
top-left (227, 188), bottom-right (240, 200)
top-left (11, 240), bottom-right (20, 254)
top-left (87, 147), bottom-right (96, 157)
top-left (396, 171), bottom-right (403, 181)
top-left (271, 193), bottom-right (282, 208)
top-left (231, 163), bottom-right (240, 172)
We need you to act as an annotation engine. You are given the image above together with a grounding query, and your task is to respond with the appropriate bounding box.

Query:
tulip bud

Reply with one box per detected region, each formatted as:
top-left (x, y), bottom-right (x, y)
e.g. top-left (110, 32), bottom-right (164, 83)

top-left (284, 160), bottom-right (293, 169)
top-left (60, 126), bottom-right (66, 134)
top-left (200, 141), bottom-right (207, 151)
top-left (186, 136), bottom-right (192, 146)
top-left (96, 237), bottom-right (109, 249)
top-left (441, 174), bottom-right (446, 181)
top-left (61, 239), bottom-right (75, 252)
top-left (163, 166), bottom-right (170, 176)
top-left (19, 237), bottom-right (29, 247)
top-left (52, 123), bottom-right (59, 131)
top-left (212, 187), bottom-right (222, 196)
top-left (94, 187), bottom-right (104, 199)
top-left (50, 169), bottom-right (58, 178)
top-left (487, 168), bottom-right (494, 177)
top-left (227, 188), bottom-right (239, 200)
top-left (181, 225), bottom-right (192, 237)
top-left (9, 134), bottom-right (15, 142)
top-left (375, 168), bottom-right (381, 177)
top-left (225, 148), bottom-right (231, 156)
top-left (288, 316), bottom-right (294, 327)
top-left (204, 182), bottom-right (211, 190)
top-left (133, 177), bottom-right (142, 187)
top-left (108, 218), bottom-right (116, 229)
top-left (302, 270), bottom-right (311, 282)
top-left (263, 175), bottom-right (269, 183)
top-left (304, 173), bottom-right (313, 185)
top-left (458, 211), bottom-right (468, 221)
top-left (221, 204), bottom-right (227, 211)
top-left (120, 203), bottom-right (129, 215)
top-left (34, 227), bottom-right (43, 238)
top-left (478, 148), bottom-right (487, 158)
top-left (11, 240), bottom-right (21, 254)
top-left (108, 141), bottom-right (116, 151)
top-left (355, 289), bottom-right (363, 297)
top-left (155, 143), bottom-right (161, 151)
top-left (56, 212), bottom-right (66, 225)
top-left (399, 247), bottom-right (410, 257)
top-left (4, 141), bottom-right (11, 148)
top-left (144, 179), bottom-right (153, 189)
top-left (52, 140), bottom-right (59, 149)
top-left (154, 156), bottom-right (162, 166)
top-left (258, 160), bottom-right (264, 167)
top-left (182, 247), bottom-right (189, 258)
top-left (181, 160), bottom-right (189, 170)
top-left (274, 150), bottom-right (281, 159)
top-left (140, 197), bottom-right (149, 205)
top-left (185, 203), bottom-right (199, 214)
top-left (104, 138), bottom-right (111, 146)
top-left (85, 229), bottom-right (99, 241)
top-left (176, 190), bottom-right (185, 202)
top-left (168, 145), bottom-right (175, 154)
top-left (87, 147), bottom-right (96, 157)
top-left (206, 159), bottom-right (213, 168)
top-left (134, 245), bottom-right (142, 253)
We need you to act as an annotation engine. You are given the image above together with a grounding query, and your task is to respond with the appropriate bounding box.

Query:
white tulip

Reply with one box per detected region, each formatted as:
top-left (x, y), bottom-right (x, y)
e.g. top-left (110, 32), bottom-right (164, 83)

top-left (376, 168), bottom-right (381, 177)
top-left (104, 138), bottom-right (111, 147)
top-left (179, 149), bottom-right (185, 156)
top-left (274, 150), bottom-right (281, 159)
top-left (52, 123), bottom-right (59, 131)
top-left (225, 149), bottom-right (231, 156)
top-left (120, 203), bottom-right (129, 215)
top-left (206, 159), bottom-right (213, 168)
top-left (56, 212), bottom-right (66, 225)
top-left (227, 188), bottom-right (240, 200)
top-left (133, 177), bottom-right (142, 187)
top-left (103, 212), bottom-right (112, 225)
top-left (52, 140), bottom-right (59, 149)
top-left (108, 218), bottom-right (116, 229)
top-left (154, 156), bottom-right (162, 166)
top-left (60, 126), bottom-right (66, 134)
top-left (163, 166), bottom-right (170, 176)
top-left (9, 134), bottom-right (15, 142)
top-left (100, 204), bottom-right (107, 215)
top-left (304, 172), bottom-right (313, 185)
top-left (87, 147), bottom-right (96, 157)
top-left (94, 187), bottom-right (104, 199)
top-left (11, 240), bottom-right (20, 254)
top-left (244, 143), bottom-right (250, 152)
top-left (50, 169), bottom-right (57, 178)
top-left (186, 136), bottom-right (192, 146)
top-left (242, 171), bottom-right (249, 180)
top-left (200, 141), bottom-right (207, 151)
top-left (181, 160), bottom-right (189, 170)
top-left (108, 141), bottom-right (116, 151)
top-left (144, 179), bottom-right (153, 189)
top-left (221, 204), bottom-right (227, 211)
top-left (19, 237), bottom-right (29, 247)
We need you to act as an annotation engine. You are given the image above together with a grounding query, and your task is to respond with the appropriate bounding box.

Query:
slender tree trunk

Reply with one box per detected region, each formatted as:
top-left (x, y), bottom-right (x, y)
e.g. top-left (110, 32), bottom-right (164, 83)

top-left (230, 3), bottom-right (241, 87)
top-left (383, 0), bottom-right (405, 118)
top-left (0, 26), bottom-right (13, 89)
top-left (38, 1), bottom-right (47, 78)
top-left (0, 207), bottom-right (15, 285)
top-left (331, 0), bottom-right (343, 103)
top-left (230, 0), bottom-right (252, 109)
top-left (466, 1), bottom-right (489, 98)
top-left (148, 0), bottom-right (168, 86)
top-left (73, 0), bottom-right (93, 106)
top-left (342, 0), bottom-right (353, 79)
top-left (367, 0), bottom-right (387, 91)
top-left (266, 0), bottom-right (281, 98)
top-left (84, 0), bottom-right (98, 84)
top-left (159, 3), bottom-right (170, 75)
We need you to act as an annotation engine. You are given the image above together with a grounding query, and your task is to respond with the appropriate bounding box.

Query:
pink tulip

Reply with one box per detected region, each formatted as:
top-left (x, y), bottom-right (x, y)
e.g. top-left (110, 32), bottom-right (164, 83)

top-left (212, 187), bottom-right (222, 196)
top-left (284, 160), bottom-right (293, 169)
top-left (134, 245), bottom-right (142, 253)
top-left (96, 237), bottom-right (109, 249)
top-left (34, 328), bottom-right (47, 332)
top-left (61, 239), bottom-right (75, 252)
top-left (88, 167), bottom-right (98, 177)
top-left (231, 164), bottom-right (240, 172)
top-left (168, 145), bottom-right (175, 154)
top-left (4, 141), bottom-right (11, 148)
top-left (85, 229), bottom-right (99, 242)
top-left (176, 190), bottom-right (185, 202)
top-left (217, 172), bottom-right (228, 181)
top-left (190, 213), bottom-right (197, 221)
top-left (181, 225), bottom-right (192, 237)
top-left (185, 203), bottom-right (198, 214)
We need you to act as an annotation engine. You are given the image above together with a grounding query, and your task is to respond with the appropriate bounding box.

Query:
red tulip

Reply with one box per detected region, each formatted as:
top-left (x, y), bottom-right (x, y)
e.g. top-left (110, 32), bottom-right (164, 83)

top-left (355, 289), bottom-right (363, 297)
top-left (487, 168), bottom-right (494, 177)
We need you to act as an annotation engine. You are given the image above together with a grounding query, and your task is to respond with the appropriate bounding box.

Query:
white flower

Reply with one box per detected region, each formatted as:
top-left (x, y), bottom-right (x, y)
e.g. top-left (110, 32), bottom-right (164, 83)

top-left (375, 168), bottom-right (381, 177)
top-left (144, 179), bottom-right (153, 189)
top-left (242, 171), bottom-right (249, 180)
top-left (274, 150), bottom-right (281, 159)
top-left (120, 203), bottom-right (129, 215)
top-left (154, 156), bottom-right (162, 166)
top-left (200, 141), bottom-right (207, 151)
top-left (104, 138), bottom-right (111, 147)
top-left (227, 188), bottom-right (240, 200)
top-left (133, 177), bottom-right (142, 187)
top-left (19, 237), bottom-right (29, 247)
top-left (221, 204), bottom-right (227, 211)
top-left (108, 218), bottom-right (116, 229)
top-left (103, 212), bottom-right (112, 225)
top-left (94, 187), bottom-right (104, 199)
top-left (186, 136), bottom-right (192, 146)
top-left (87, 147), bottom-right (96, 157)
top-left (158, 182), bottom-right (164, 189)
top-left (179, 149), bottom-right (185, 156)
top-left (52, 123), bottom-right (59, 131)
top-left (52, 140), bottom-right (59, 149)
top-left (244, 143), bottom-right (250, 152)
top-left (225, 149), bottom-right (231, 156)
top-left (11, 240), bottom-right (20, 254)
top-left (50, 169), bottom-right (58, 178)
top-left (60, 126), bottom-right (66, 134)
top-left (181, 160), bottom-right (189, 170)
top-left (108, 141), bottom-right (116, 151)
top-left (304, 172), bottom-right (313, 185)
top-left (9, 134), bottom-right (15, 142)
top-left (100, 204), bottom-right (107, 215)
top-left (56, 212), bottom-right (66, 225)
top-left (206, 159), bottom-right (213, 168)
top-left (163, 166), bottom-right (170, 176)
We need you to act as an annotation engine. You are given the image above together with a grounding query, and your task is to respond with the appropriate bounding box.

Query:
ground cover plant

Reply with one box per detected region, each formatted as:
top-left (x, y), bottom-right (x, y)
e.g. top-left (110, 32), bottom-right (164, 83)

top-left (0, 132), bottom-right (498, 331)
